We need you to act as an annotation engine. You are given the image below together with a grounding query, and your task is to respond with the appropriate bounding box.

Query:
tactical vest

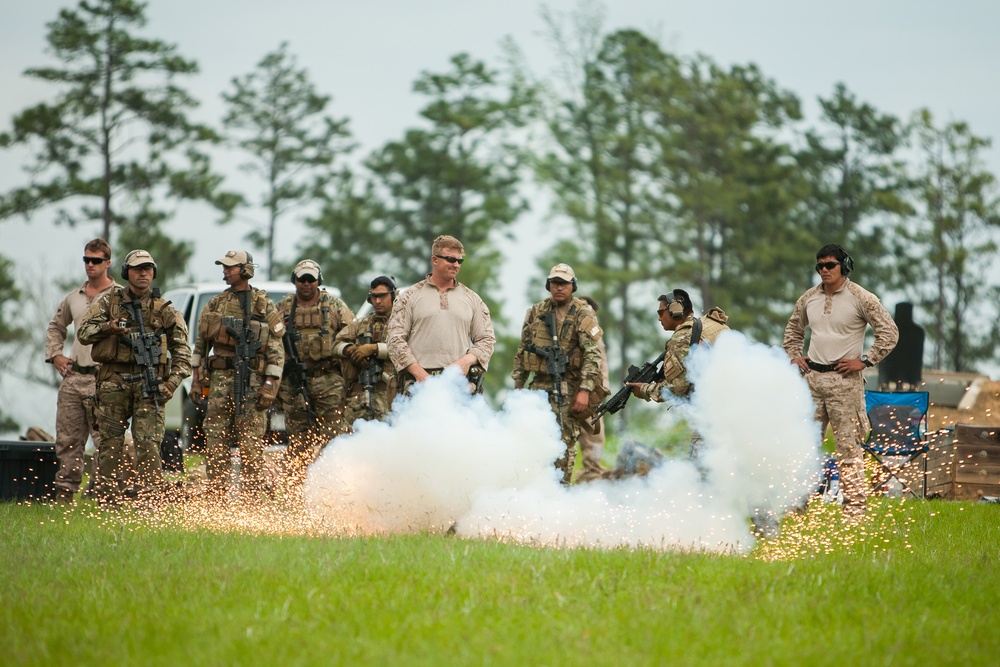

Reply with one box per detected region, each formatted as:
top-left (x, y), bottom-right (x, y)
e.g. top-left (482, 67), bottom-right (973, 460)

top-left (281, 291), bottom-right (341, 362)
top-left (521, 300), bottom-right (593, 376)
top-left (342, 313), bottom-right (392, 386)
top-left (89, 287), bottom-right (171, 376)
top-left (200, 288), bottom-right (281, 373)
top-left (691, 307), bottom-right (730, 347)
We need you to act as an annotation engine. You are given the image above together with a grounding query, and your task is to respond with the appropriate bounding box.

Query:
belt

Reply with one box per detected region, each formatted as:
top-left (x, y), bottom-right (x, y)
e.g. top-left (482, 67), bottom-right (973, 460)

top-left (806, 360), bottom-right (838, 373)
top-left (72, 363), bottom-right (98, 375)
top-left (305, 358), bottom-right (339, 377)
top-left (207, 357), bottom-right (235, 370)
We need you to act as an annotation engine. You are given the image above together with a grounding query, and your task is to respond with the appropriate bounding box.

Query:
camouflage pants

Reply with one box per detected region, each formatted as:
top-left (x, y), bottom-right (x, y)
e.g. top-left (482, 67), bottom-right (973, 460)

top-left (53, 371), bottom-right (101, 493)
top-left (548, 395), bottom-right (583, 485)
top-left (203, 368), bottom-right (268, 495)
top-left (342, 378), bottom-right (396, 430)
top-left (278, 372), bottom-right (346, 482)
top-left (576, 419), bottom-right (606, 478)
top-left (807, 371), bottom-right (870, 518)
top-left (94, 373), bottom-right (165, 500)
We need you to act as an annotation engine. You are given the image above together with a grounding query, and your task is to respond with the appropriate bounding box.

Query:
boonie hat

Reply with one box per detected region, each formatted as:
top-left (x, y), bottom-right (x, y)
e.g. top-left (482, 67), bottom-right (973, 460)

top-left (124, 249), bottom-right (156, 267)
top-left (216, 250), bottom-right (251, 267)
top-left (292, 259), bottom-right (322, 279)
top-left (547, 263), bottom-right (576, 283)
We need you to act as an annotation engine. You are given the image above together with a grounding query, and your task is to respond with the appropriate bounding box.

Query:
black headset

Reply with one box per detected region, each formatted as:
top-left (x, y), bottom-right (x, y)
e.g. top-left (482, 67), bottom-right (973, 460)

top-left (841, 252), bottom-right (855, 276)
top-left (545, 277), bottom-right (578, 293)
top-left (120, 250), bottom-right (156, 280)
top-left (367, 276), bottom-right (397, 303)
top-left (239, 252), bottom-right (255, 280)
top-left (290, 260), bottom-right (322, 285)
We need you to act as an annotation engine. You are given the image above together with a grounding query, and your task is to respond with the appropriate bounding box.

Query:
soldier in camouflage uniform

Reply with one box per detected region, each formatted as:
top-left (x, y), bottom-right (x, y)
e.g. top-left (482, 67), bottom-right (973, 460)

top-left (784, 244), bottom-right (899, 522)
top-left (275, 259), bottom-right (354, 483)
top-left (334, 275), bottom-right (399, 429)
top-left (628, 289), bottom-right (730, 403)
top-left (45, 238), bottom-right (119, 503)
top-left (78, 250), bottom-right (191, 504)
top-left (512, 264), bottom-right (608, 485)
top-left (190, 251), bottom-right (285, 500)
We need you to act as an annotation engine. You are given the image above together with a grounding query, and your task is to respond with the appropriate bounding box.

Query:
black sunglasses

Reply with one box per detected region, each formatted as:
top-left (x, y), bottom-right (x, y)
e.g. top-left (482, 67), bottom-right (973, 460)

top-left (434, 254), bottom-right (464, 265)
top-left (83, 256), bottom-right (108, 265)
top-left (368, 291), bottom-right (392, 299)
top-left (295, 275), bottom-right (317, 283)
top-left (815, 261), bottom-right (841, 272)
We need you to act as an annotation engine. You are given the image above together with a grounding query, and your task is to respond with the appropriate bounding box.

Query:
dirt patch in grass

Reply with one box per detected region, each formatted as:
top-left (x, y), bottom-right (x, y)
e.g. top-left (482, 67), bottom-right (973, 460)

top-left (928, 380), bottom-right (1000, 430)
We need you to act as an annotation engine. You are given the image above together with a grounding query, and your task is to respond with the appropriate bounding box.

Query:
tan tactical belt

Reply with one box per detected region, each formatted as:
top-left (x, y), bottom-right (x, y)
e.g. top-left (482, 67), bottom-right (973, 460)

top-left (207, 357), bottom-right (236, 370)
top-left (71, 363), bottom-right (98, 375)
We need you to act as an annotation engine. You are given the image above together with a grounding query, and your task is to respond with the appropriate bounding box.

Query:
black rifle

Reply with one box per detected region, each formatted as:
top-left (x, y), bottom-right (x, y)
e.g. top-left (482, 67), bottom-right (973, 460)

top-left (524, 310), bottom-right (570, 426)
top-left (590, 352), bottom-right (665, 426)
top-left (121, 297), bottom-right (164, 413)
top-left (222, 290), bottom-right (261, 415)
top-left (358, 333), bottom-right (381, 420)
top-left (282, 327), bottom-right (313, 420)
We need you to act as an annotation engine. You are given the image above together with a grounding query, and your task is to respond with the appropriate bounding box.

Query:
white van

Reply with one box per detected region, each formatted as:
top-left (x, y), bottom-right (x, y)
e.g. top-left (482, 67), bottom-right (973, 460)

top-left (159, 280), bottom-right (341, 458)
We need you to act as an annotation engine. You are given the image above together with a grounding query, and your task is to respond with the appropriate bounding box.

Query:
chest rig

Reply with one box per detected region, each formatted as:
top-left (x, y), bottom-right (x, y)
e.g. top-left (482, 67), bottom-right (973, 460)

top-left (201, 288), bottom-right (277, 372)
top-left (522, 302), bottom-right (584, 375)
top-left (90, 287), bottom-right (170, 374)
top-left (282, 292), bottom-right (337, 362)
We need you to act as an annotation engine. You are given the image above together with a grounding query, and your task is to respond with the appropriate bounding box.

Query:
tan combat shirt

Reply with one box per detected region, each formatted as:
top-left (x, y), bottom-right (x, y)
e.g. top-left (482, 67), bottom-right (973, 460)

top-left (386, 278), bottom-right (495, 372)
top-left (783, 279), bottom-right (899, 366)
top-left (45, 281), bottom-right (119, 368)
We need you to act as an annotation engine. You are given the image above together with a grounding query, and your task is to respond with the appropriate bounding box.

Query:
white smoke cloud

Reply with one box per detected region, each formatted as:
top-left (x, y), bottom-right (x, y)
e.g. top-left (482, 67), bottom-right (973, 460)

top-left (304, 334), bottom-right (821, 553)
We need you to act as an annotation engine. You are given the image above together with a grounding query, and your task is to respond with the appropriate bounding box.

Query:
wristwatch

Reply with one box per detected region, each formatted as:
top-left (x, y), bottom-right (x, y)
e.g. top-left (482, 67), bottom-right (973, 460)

top-left (861, 355), bottom-right (873, 368)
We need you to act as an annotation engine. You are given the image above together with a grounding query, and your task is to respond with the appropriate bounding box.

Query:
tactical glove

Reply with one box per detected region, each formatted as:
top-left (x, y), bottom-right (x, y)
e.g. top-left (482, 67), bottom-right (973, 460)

top-left (160, 380), bottom-right (177, 400)
top-left (349, 343), bottom-right (378, 365)
top-left (254, 378), bottom-right (279, 411)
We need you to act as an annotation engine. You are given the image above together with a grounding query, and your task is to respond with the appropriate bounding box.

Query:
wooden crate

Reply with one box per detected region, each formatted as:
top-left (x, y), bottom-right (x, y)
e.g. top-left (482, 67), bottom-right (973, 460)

top-left (908, 424), bottom-right (1000, 500)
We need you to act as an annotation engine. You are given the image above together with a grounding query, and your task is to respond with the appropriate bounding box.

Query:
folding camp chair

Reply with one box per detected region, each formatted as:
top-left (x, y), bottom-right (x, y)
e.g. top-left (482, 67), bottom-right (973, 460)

top-left (862, 390), bottom-right (930, 498)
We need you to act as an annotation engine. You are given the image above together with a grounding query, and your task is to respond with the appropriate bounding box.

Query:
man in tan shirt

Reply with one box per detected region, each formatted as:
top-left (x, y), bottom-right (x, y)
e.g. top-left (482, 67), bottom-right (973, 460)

top-left (386, 235), bottom-right (495, 395)
top-left (45, 238), bottom-right (118, 503)
top-left (784, 244), bottom-right (899, 521)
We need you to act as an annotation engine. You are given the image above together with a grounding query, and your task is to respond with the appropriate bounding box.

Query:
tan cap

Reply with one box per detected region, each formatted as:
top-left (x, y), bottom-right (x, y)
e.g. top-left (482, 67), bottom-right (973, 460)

top-left (123, 249), bottom-right (156, 267)
top-left (547, 263), bottom-right (576, 283)
top-left (215, 250), bottom-right (252, 267)
top-left (292, 259), bottom-right (322, 279)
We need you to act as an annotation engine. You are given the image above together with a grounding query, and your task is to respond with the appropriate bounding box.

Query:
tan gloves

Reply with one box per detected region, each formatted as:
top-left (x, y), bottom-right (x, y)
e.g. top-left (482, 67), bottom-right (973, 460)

top-left (349, 343), bottom-right (378, 365)
top-left (160, 380), bottom-right (177, 400)
top-left (254, 377), bottom-right (280, 411)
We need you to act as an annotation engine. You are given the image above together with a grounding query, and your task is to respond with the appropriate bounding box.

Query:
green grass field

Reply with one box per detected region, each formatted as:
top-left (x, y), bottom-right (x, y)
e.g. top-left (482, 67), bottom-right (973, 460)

top-left (2, 495), bottom-right (998, 666)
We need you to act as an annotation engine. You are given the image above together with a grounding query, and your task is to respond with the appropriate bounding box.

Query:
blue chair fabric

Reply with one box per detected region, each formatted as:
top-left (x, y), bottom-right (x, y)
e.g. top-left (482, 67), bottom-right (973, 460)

top-left (863, 390), bottom-right (930, 497)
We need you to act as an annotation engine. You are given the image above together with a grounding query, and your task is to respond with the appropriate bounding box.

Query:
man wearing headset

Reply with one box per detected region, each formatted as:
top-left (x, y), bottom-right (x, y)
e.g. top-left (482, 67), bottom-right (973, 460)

top-left (627, 288), bottom-right (729, 402)
top-left (335, 275), bottom-right (399, 429)
top-left (784, 243), bottom-right (898, 522)
top-left (191, 250), bottom-right (285, 501)
top-left (77, 249), bottom-right (191, 504)
top-left (275, 259), bottom-right (355, 482)
top-left (512, 263), bottom-right (608, 485)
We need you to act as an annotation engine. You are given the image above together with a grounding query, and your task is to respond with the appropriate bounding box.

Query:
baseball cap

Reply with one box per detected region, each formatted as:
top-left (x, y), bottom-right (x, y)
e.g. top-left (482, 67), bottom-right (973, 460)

top-left (547, 263), bottom-right (576, 283)
top-left (292, 259), bottom-right (322, 279)
top-left (216, 250), bottom-right (251, 267)
top-left (123, 249), bottom-right (156, 267)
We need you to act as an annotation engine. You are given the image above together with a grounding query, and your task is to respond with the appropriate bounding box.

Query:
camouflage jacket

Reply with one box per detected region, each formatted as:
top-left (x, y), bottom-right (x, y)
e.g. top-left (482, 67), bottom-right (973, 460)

top-left (639, 307), bottom-right (730, 402)
top-left (192, 286), bottom-right (285, 379)
top-left (276, 290), bottom-right (354, 366)
top-left (77, 286), bottom-right (191, 388)
top-left (512, 297), bottom-right (605, 394)
top-left (334, 311), bottom-right (396, 392)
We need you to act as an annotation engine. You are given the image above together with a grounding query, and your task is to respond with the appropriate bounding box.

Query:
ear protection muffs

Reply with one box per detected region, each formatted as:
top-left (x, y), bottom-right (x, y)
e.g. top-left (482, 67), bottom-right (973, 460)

top-left (666, 299), bottom-right (684, 320)
top-left (841, 252), bottom-right (854, 276)
top-left (121, 250), bottom-right (157, 280)
top-left (545, 277), bottom-right (578, 293)
top-left (239, 252), bottom-right (255, 280)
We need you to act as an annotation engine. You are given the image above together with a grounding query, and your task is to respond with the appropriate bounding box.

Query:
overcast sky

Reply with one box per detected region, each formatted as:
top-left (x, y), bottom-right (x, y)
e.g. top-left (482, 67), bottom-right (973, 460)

top-left (3, 0), bottom-right (999, 321)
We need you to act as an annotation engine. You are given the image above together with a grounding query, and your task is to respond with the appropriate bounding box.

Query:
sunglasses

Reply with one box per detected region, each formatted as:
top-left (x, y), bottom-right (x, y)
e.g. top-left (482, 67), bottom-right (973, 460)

top-left (295, 275), bottom-right (317, 283)
top-left (83, 256), bottom-right (108, 265)
top-left (434, 254), bottom-right (464, 265)
top-left (368, 291), bottom-right (392, 299)
top-left (815, 261), bottom-right (841, 272)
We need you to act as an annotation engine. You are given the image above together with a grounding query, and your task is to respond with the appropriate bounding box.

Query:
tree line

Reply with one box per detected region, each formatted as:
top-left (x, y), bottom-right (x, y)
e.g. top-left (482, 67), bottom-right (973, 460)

top-left (1, 0), bottom-right (997, 407)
